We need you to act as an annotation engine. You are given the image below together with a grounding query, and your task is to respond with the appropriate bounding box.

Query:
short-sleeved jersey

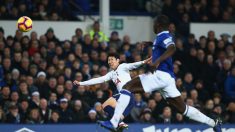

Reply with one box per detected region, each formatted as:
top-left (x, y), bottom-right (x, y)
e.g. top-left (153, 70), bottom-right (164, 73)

top-left (79, 61), bottom-right (143, 92)
top-left (152, 31), bottom-right (175, 78)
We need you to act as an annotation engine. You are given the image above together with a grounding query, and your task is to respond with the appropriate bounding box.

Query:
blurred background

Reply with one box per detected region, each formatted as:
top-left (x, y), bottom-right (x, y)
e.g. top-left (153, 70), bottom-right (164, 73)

top-left (0, 0), bottom-right (235, 131)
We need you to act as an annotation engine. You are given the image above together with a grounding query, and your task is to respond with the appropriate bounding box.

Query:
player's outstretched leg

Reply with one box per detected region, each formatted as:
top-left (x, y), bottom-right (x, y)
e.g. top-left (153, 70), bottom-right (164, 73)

top-left (167, 97), bottom-right (222, 132)
top-left (110, 90), bottom-right (132, 128)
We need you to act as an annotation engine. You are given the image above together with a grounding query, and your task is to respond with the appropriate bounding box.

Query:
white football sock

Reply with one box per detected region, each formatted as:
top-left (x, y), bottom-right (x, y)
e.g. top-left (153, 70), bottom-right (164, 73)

top-left (110, 94), bottom-right (130, 128)
top-left (184, 105), bottom-right (215, 127)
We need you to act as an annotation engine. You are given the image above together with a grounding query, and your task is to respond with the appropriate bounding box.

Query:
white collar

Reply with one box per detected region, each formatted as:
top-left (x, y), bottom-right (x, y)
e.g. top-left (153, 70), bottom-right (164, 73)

top-left (157, 31), bottom-right (169, 36)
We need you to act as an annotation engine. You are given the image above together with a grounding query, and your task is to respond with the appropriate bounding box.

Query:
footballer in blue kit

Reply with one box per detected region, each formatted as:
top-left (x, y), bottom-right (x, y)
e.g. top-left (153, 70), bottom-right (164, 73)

top-left (152, 30), bottom-right (175, 78)
top-left (98, 15), bottom-right (222, 132)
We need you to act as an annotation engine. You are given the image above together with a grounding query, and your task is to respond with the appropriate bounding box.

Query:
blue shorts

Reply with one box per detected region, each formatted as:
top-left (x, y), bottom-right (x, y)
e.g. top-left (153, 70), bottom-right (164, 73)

top-left (113, 93), bottom-right (134, 117)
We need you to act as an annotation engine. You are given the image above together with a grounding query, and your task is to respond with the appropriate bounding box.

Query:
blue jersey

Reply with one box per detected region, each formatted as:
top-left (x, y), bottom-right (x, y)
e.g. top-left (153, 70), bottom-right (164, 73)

top-left (152, 31), bottom-right (175, 78)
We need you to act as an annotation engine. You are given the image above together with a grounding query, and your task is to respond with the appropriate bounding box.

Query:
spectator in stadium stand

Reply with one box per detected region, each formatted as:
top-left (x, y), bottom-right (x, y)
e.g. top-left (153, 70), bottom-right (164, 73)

top-left (28, 40), bottom-right (39, 56)
top-left (90, 50), bottom-right (99, 65)
top-left (224, 66), bottom-right (235, 102)
top-left (72, 99), bottom-right (87, 123)
top-left (12, 52), bottom-right (22, 70)
top-left (10, 91), bottom-right (20, 107)
top-left (2, 48), bottom-right (10, 62)
top-left (190, 89), bottom-right (202, 109)
top-left (29, 91), bottom-right (40, 109)
top-left (82, 34), bottom-right (92, 53)
top-left (87, 109), bottom-right (98, 123)
top-left (213, 105), bottom-right (225, 121)
top-left (26, 75), bottom-right (38, 94)
top-left (185, 34), bottom-right (199, 52)
top-left (93, 88), bottom-right (106, 104)
top-left (48, 110), bottom-right (61, 123)
top-left (146, 98), bottom-right (158, 121)
top-left (81, 63), bottom-right (92, 80)
top-left (220, 33), bottom-right (231, 46)
top-left (140, 108), bottom-right (156, 123)
top-left (109, 31), bottom-right (122, 50)
top-left (18, 81), bottom-right (30, 102)
top-left (75, 28), bottom-right (83, 43)
top-left (0, 86), bottom-right (11, 110)
top-left (14, 30), bottom-right (23, 42)
top-left (27, 108), bottom-right (43, 124)
top-left (217, 59), bottom-right (232, 93)
top-left (6, 104), bottom-right (20, 123)
top-left (10, 69), bottom-right (20, 91)
top-left (39, 98), bottom-right (51, 123)
top-left (19, 57), bottom-right (30, 75)
top-left (201, 54), bottom-right (219, 91)
top-left (156, 106), bottom-right (174, 124)
top-left (19, 99), bottom-right (29, 123)
top-left (2, 57), bottom-right (11, 74)
top-left (130, 93), bottom-right (147, 122)
top-left (64, 67), bottom-right (72, 81)
top-left (28, 64), bottom-right (38, 78)
top-left (48, 93), bottom-right (58, 111)
top-left (35, 71), bottom-right (50, 100)
top-left (58, 98), bottom-right (73, 123)
top-left (182, 72), bottom-right (194, 93)
top-left (194, 80), bottom-right (210, 102)
top-left (63, 91), bottom-right (72, 105)
top-left (178, 13), bottom-right (190, 38)
top-left (203, 99), bottom-right (215, 117)
top-left (207, 30), bottom-right (218, 44)
top-left (227, 102), bottom-right (235, 123)
top-left (89, 21), bottom-right (109, 43)
top-left (45, 28), bottom-right (59, 43)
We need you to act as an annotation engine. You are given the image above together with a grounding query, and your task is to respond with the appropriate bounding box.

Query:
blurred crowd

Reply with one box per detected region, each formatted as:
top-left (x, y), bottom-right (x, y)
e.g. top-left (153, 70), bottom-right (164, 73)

top-left (0, 18), bottom-right (235, 124)
top-left (1, 0), bottom-right (235, 38)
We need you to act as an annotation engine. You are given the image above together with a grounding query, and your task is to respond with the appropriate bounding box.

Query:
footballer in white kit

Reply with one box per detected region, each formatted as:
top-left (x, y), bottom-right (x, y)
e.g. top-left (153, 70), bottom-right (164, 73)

top-left (73, 53), bottom-right (151, 129)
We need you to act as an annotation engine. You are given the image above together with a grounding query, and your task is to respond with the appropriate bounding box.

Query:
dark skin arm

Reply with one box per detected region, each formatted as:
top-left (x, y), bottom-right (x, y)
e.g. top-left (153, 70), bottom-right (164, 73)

top-left (151, 44), bottom-right (176, 68)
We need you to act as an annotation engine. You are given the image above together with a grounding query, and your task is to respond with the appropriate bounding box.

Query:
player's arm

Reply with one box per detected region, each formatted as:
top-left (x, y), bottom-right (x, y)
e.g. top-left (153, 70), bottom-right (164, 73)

top-left (126, 57), bottom-right (152, 70)
top-left (152, 44), bottom-right (175, 67)
top-left (73, 72), bottom-right (111, 86)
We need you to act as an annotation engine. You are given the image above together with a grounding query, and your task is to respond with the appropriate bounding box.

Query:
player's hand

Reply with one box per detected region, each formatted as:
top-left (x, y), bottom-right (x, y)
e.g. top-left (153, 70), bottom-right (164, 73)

top-left (143, 56), bottom-right (152, 64)
top-left (73, 80), bottom-right (80, 86)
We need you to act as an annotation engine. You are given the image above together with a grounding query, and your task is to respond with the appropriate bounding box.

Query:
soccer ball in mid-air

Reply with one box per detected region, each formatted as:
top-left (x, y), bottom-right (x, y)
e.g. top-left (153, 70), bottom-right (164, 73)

top-left (17, 16), bottom-right (33, 32)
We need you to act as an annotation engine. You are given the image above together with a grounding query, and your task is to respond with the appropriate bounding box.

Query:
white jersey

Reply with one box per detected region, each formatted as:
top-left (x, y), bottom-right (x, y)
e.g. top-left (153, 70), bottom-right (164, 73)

top-left (79, 61), bottom-right (144, 92)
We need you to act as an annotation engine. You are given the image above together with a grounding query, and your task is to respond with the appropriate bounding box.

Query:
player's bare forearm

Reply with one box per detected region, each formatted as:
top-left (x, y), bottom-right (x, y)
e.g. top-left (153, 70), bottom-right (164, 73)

top-left (143, 56), bottom-right (152, 64)
top-left (153, 44), bottom-right (176, 66)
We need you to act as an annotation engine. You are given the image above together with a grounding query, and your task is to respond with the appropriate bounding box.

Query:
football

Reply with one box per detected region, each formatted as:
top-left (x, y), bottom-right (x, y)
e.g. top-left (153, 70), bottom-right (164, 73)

top-left (17, 16), bottom-right (33, 32)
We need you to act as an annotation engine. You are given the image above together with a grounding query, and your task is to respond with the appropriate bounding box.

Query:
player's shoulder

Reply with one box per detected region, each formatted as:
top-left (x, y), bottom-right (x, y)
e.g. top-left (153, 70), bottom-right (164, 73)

top-left (159, 32), bottom-right (172, 39)
top-left (119, 63), bottom-right (128, 68)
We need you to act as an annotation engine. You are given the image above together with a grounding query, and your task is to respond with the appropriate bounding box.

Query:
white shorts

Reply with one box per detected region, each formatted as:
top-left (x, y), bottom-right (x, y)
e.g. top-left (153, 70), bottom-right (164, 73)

top-left (139, 70), bottom-right (181, 98)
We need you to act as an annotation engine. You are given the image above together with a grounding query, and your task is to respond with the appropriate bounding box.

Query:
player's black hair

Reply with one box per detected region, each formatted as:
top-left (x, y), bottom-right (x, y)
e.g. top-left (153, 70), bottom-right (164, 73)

top-left (155, 15), bottom-right (170, 29)
top-left (108, 53), bottom-right (120, 59)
